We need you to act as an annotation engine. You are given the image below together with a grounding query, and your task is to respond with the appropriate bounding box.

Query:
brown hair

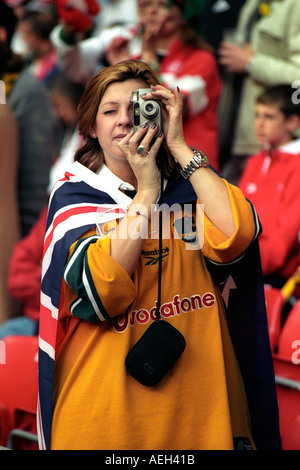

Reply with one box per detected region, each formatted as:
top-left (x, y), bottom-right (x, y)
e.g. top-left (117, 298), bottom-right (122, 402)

top-left (74, 59), bottom-right (179, 177)
top-left (257, 85), bottom-right (300, 119)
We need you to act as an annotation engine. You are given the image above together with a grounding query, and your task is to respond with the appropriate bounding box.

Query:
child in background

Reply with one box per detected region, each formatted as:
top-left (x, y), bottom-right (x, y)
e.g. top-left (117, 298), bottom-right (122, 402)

top-left (239, 85), bottom-right (300, 289)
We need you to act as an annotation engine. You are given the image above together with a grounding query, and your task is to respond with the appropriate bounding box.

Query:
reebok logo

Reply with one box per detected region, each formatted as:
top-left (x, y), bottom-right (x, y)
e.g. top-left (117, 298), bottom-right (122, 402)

top-left (141, 247), bottom-right (169, 265)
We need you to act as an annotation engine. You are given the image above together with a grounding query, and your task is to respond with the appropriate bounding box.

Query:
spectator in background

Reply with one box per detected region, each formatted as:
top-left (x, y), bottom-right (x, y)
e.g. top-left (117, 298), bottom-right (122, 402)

top-left (1, 208), bottom-right (46, 338)
top-left (47, 72), bottom-right (84, 190)
top-left (50, 0), bottom-right (139, 84)
top-left (17, 9), bottom-right (60, 85)
top-left (1, 73), bottom-right (84, 338)
top-left (202, 0), bottom-right (247, 66)
top-left (134, 0), bottom-right (222, 169)
top-left (5, 0), bottom-right (55, 56)
top-left (91, 0), bottom-right (138, 37)
top-left (183, 0), bottom-right (247, 169)
top-left (239, 85), bottom-right (300, 288)
top-left (218, 0), bottom-right (300, 185)
top-left (0, 2), bottom-right (60, 237)
top-left (0, 103), bottom-right (21, 325)
top-left (51, 0), bottom-right (222, 169)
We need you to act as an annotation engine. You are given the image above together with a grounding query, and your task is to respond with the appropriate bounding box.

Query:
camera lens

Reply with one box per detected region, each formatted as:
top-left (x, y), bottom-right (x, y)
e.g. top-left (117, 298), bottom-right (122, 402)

top-left (142, 100), bottom-right (158, 118)
top-left (145, 103), bottom-right (154, 112)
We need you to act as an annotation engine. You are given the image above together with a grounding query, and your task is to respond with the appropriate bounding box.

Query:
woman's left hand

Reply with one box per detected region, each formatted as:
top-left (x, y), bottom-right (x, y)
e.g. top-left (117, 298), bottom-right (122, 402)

top-left (144, 85), bottom-right (186, 154)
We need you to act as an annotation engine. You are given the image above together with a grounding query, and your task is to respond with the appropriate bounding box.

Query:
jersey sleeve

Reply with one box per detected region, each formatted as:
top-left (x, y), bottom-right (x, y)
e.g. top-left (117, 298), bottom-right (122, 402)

top-left (62, 229), bottom-right (137, 322)
top-left (201, 180), bottom-right (260, 265)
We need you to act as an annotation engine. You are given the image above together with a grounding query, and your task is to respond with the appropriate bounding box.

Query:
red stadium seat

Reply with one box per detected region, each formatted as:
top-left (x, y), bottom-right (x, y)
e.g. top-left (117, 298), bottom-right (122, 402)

top-left (277, 300), bottom-right (300, 361)
top-left (0, 335), bottom-right (38, 449)
top-left (273, 356), bottom-right (300, 450)
top-left (272, 301), bottom-right (300, 449)
top-left (264, 285), bottom-right (284, 352)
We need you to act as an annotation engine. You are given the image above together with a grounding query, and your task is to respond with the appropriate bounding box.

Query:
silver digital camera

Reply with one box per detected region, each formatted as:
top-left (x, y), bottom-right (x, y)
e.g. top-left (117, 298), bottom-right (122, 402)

top-left (130, 88), bottom-right (162, 137)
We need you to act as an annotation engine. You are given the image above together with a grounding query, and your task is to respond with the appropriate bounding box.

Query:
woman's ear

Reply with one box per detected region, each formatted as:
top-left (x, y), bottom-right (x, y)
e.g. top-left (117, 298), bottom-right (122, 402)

top-left (88, 126), bottom-right (97, 138)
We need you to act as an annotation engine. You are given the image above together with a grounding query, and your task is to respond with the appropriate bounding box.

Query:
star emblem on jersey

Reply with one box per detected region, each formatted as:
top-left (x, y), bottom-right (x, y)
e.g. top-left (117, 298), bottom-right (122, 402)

top-left (173, 215), bottom-right (198, 246)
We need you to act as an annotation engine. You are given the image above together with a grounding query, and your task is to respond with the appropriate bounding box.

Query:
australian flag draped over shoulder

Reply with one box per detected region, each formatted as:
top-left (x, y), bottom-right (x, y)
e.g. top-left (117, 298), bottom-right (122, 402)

top-left (37, 163), bottom-right (281, 450)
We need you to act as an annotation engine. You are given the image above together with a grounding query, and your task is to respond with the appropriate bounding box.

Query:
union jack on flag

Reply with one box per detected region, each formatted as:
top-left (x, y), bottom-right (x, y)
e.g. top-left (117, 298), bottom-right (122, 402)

top-left (37, 162), bottom-right (127, 450)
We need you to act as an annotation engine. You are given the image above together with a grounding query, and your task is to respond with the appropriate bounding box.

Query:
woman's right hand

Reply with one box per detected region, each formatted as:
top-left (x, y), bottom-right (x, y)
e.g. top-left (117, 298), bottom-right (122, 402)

top-left (118, 122), bottom-right (163, 196)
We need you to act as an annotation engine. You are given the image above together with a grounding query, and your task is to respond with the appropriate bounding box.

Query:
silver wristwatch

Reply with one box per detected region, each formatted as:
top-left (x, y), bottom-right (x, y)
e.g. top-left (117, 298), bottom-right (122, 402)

top-left (180, 150), bottom-right (210, 179)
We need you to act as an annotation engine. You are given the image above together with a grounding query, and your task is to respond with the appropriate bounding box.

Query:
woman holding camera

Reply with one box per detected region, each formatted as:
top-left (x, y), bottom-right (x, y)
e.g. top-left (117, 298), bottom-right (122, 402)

top-left (38, 60), bottom-right (280, 450)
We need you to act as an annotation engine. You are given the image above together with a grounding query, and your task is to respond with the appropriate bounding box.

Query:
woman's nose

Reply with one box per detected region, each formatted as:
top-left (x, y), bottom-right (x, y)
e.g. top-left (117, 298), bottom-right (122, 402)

top-left (117, 109), bottom-right (132, 127)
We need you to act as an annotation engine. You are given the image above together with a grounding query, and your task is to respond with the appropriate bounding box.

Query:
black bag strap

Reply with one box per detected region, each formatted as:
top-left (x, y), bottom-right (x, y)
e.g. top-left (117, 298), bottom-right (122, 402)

top-left (155, 161), bottom-right (164, 321)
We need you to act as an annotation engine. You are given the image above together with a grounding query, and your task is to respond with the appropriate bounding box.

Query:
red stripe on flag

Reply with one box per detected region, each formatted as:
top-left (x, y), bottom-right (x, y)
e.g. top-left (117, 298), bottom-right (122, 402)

top-left (44, 205), bottom-right (98, 253)
top-left (44, 204), bottom-right (126, 254)
top-left (39, 303), bottom-right (59, 350)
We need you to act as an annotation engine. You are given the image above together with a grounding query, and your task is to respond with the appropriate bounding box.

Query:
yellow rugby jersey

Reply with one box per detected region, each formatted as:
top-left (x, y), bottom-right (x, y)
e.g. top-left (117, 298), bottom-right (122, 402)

top-left (51, 181), bottom-right (257, 450)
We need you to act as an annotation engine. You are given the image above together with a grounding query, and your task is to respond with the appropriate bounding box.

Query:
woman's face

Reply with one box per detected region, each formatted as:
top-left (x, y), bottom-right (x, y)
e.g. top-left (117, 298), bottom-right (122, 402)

top-left (91, 78), bottom-right (148, 167)
top-left (138, 0), bottom-right (182, 38)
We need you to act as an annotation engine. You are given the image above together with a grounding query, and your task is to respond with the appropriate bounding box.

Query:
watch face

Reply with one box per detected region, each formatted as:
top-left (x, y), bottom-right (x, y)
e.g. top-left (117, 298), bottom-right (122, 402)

top-left (194, 151), bottom-right (209, 167)
top-left (181, 150), bottom-right (210, 178)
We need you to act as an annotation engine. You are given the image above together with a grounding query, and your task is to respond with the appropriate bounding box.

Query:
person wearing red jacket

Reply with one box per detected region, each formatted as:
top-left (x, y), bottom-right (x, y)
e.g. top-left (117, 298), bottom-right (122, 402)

top-left (113, 0), bottom-right (222, 169)
top-left (156, 36), bottom-right (221, 169)
top-left (239, 85), bottom-right (300, 288)
top-left (0, 208), bottom-right (47, 339)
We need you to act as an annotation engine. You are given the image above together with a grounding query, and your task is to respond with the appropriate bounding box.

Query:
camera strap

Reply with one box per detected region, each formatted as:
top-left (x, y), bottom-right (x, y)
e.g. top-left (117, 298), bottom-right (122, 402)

top-left (155, 161), bottom-right (164, 321)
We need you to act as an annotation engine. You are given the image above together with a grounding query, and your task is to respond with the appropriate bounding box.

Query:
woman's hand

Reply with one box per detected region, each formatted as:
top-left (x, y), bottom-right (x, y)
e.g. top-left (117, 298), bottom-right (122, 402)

top-left (144, 85), bottom-right (187, 155)
top-left (117, 120), bottom-right (163, 195)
